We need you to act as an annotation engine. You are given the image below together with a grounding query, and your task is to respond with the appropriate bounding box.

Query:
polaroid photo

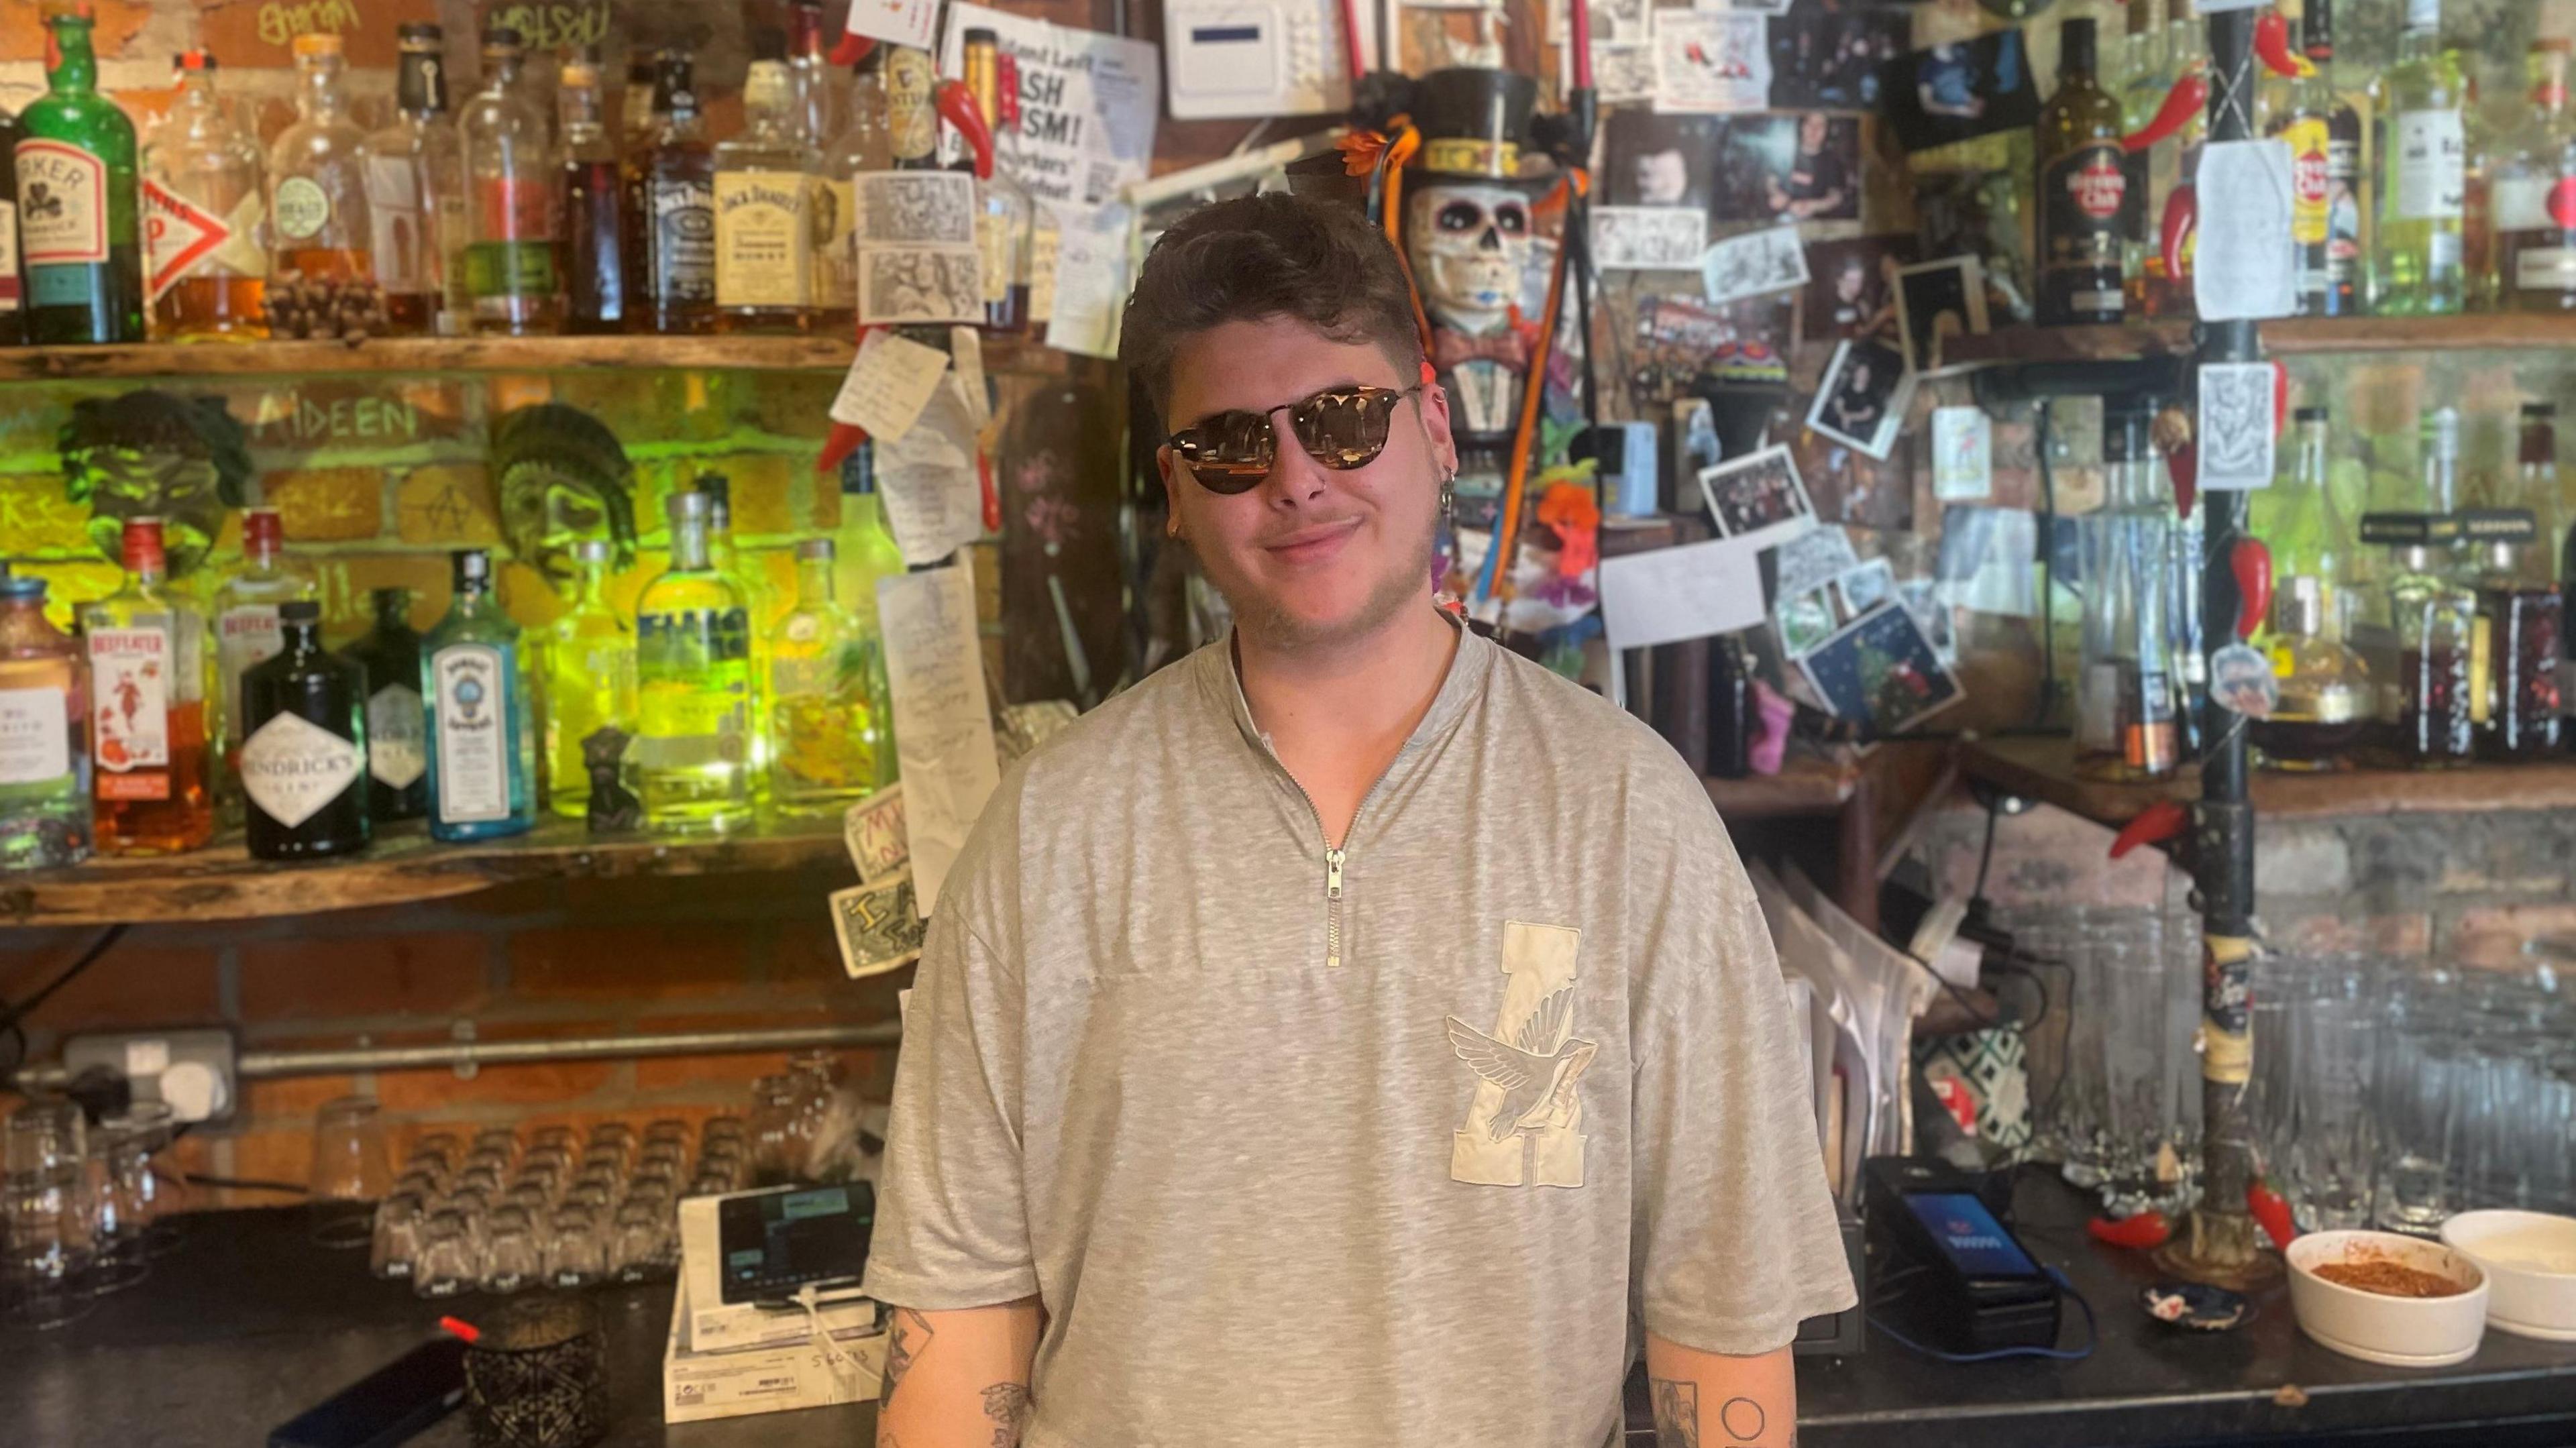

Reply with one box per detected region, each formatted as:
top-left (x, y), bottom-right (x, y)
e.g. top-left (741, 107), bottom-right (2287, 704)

top-left (1776, 579), bottom-right (1840, 657)
top-left (1764, 0), bottom-right (1911, 110)
top-left (1932, 404), bottom-right (1993, 502)
top-left (1711, 113), bottom-right (1861, 224)
top-left (1803, 233), bottom-right (1918, 342)
top-left (1797, 600), bottom-right (1964, 738)
top-left (1652, 11), bottom-right (1772, 115)
top-left (1794, 426), bottom-right (1912, 532)
top-left (1878, 29), bottom-right (2041, 154)
top-left (1770, 522), bottom-right (1858, 604)
top-left (1830, 558), bottom-right (1896, 618)
top-left (1591, 205), bottom-right (1709, 271)
top-left (1605, 110), bottom-right (1722, 209)
top-left (1895, 256), bottom-right (1990, 374)
top-left (855, 172), bottom-right (978, 246)
top-left (1806, 337), bottom-right (1911, 461)
top-left (1697, 443), bottom-right (1817, 551)
top-left (1701, 224), bottom-right (1808, 306)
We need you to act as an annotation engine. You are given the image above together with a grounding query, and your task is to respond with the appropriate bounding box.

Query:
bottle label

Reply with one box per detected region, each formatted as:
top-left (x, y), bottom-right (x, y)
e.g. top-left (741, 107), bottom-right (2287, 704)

top-left (714, 170), bottom-right (814, 310)
top-left (2041, 142), bottom-right (2126, 320)
top-left (237, 710), bottom-right (362, 830)
top-left (465, 240), bottom-right (560, 306)
top-left (771, 655), bottom-right (833, 700)
top-left (368, 682), bottom-right (426, 789)
top-left (815, 176), bottom-right (858, 310)
top-left (273, 175), bottom-right (333, 241)
top-left (2519, 247), bottom-right (2576, 293)
top-left (2394, 109), bottom-right (2466, 222)
top-left (143, 184), bottom-right (266, 304)
top-left (0, 685), bottom-right (71, 786)
top-left (431, 643), bottom-right (514, 824)
top-left (975, 205), bottom-right (1012, 305)
top-left (363, 154), bottom-right (429, 293)
top-left (216, 603), bottom-right (285, 744)
top-left (2284, 116), bottom-right (2331, 245)
top-left (2496, 174), bottom-right (2555, 232)
top-left (16, 140), bottom-right (108, 266)
top-left (887, 50), bottom-right (938, 162)
top-left (637, 608), bottom-right (751, 759)
top-left (648, 174), bottom-right (717, 303)
top-left (2325, 135), bottom-right (2363, 278)
top-left (88, 625), bottom-right (172, 789)
top-left (0, 201), bottom-right (21, 313)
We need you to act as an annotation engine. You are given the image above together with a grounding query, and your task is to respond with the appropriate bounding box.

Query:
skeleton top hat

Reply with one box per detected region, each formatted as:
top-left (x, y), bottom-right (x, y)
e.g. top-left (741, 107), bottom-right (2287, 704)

top-left (1403, 69), bottom-right (1552, 449)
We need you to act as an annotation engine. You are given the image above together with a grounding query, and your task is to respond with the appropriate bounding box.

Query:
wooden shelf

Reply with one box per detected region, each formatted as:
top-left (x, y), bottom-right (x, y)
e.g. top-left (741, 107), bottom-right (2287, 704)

top-left (1943, 313), bottom-right (2576, 366)
top-left (0, 334), bottom-right (884, 382)
top-left (1703, 753), bottom-right (1863, 819)
top-left (1962, 734), bottom-right (2576, 831)
top-left (0, 816), bottom-right (849, 928)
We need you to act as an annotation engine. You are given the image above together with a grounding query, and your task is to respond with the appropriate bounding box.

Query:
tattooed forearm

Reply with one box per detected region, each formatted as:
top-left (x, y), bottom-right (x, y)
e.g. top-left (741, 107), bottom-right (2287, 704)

top-left (1717, 1396), bottom-right (1768, 1443)
top-left (879, 1307), bottom-right (934, 1409)
top-left (981, 1382), bottom-right (1032, 1447)
top-left (1650, 1378), bottom-right (1699, 1448)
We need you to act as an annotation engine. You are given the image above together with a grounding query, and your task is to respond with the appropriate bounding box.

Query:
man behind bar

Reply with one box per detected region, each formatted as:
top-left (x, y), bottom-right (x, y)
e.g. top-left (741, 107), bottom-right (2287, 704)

top-left (862, 193), bottom-right (1854, 1448)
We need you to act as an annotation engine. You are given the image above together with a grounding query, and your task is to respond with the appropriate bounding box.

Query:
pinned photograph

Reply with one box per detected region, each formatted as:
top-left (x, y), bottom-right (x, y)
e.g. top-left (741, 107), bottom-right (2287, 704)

top-left (1701, 225), bottom-right (1808, 305)
top-left (1807, 337), bottom-right (1911, 461)
top-left (1798, 601), bottom-right (1964, 738)
top-left (1610, 288), bottom-right (1794, 414)
top-left (862, 249), bottom-right (985, 326)
top-left (1712, 113), bottom-right (1861, 223)
top-left (856, 172), bottom-right (979, 245)
top-left (1652, 11), bottom-right (1773, 115)
top-left (1776, 578), bottom-right (1841, 656)
top-left (1765, 0), bottom-right (1911, 110)
top-left (1803, 233), bottom-right (1918, 341)
top-left (1697, 443), bottom-right (1817, 551)
top-left (1770, 522), bottom-right (1860, 602)
top-left (1831, 557), bottom-right (1896, 616)
top-left (1915, 169), bottom-right (2033, 324)
top-left (1878, 29), bottom-right (2039, 154)
top-left (1932, 404), bottom-right (1994, 502)
top-left (1590, 205), bottom-right (1711, 270)
top-left (1894, 255), bottom-right (1990, 373)
top-left (1605, 111), bottom-right (1721, 209)
top-left (2198, 361), bottom-right (2277, 491)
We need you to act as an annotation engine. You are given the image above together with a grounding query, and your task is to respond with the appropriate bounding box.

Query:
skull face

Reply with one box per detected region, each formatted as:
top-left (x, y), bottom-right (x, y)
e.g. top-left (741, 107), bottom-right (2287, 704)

top-left (1407, 182), bottom-right (1532, 334)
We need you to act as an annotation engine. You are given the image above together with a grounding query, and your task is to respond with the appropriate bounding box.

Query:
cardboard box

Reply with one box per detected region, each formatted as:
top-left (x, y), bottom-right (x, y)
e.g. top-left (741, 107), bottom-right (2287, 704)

top-left (663, 1274), bottom-right (886, 1425)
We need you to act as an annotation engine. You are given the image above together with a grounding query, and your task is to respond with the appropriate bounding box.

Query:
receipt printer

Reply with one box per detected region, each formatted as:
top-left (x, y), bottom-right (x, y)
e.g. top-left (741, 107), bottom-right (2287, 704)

top-left (1863, 1157), bottom-right (2062, 1354)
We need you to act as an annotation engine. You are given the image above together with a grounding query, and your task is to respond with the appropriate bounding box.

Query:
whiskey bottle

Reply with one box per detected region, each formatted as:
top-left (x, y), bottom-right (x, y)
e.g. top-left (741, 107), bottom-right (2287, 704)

top-left (2491, 40), bottom-right (2576, 314)
top-left (559, 53), bottom-right (626, 334)
top-left (635, 492), bottom-right (754, 834)
top-left (237, 600), bottom-right (370, 860)
top-left (142, 51), bottom-right (267, 340)
top-left (539, 539), bottom-right (637, 820)
top-left (961, 27), bottom-right (1032, 335)
top-left (0, 575), bottom-right (91, 871)
top-left (815, 49), bottom-right (894, 332)
top-left (268, 34), bottom-right (373, 284)
top-left (621, 52), bottom-right (661, 156)
top-left (211, 506), bottom-right (317, 819)
top-left (0, 100), bottom-right (24, 343)
top-left (2375, 0), bottom-right (2467, 315)
top-left (625, 52), bottom-right (716, 335)
top-left (767, 538), bottom-right (890, 813)
top-left (80, 518), bottom-right (215, 854)
top-left (458, 27), bottom-right (564, 336)
top-left (2036, 17), bottom-right (2128, 326)
top-left (888, 46), bottom-right (941, 172)
top-left (363, 24), bottom-right (463, 335)
top-left (2463, 513), bottom-right (2561, 762)
top-left (423, 549), bottom-right (536, 841)
top-left (16, 7), bottom-right (144, 343)
top-left (2275, 0), bottom-right (2363, 316)
top-left (340, 586), bottom-right (426, 822)
top-left (713, 59), bottom-right (820, 333)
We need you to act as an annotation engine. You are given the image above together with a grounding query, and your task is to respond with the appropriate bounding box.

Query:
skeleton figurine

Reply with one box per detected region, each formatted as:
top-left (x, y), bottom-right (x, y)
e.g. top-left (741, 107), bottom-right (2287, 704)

top-left (582, 726), bottom-right (643, 834)
top-left (1407, 182), bottom-right (1538, 451)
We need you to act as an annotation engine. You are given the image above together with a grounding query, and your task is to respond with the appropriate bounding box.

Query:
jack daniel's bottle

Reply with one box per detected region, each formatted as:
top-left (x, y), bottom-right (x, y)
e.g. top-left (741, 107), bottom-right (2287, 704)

top-left (2037, 17), bottom-right (2128, 325)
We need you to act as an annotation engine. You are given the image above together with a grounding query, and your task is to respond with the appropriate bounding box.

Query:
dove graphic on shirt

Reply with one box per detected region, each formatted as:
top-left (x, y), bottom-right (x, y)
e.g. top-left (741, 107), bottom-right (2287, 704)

top-left (1446, 985), bottom-right (1600, 1142)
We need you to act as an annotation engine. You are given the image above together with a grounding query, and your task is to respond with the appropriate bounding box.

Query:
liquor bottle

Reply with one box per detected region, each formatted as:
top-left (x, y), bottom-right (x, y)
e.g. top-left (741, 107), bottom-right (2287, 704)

top-left (2491, 41), bottom-right (2576, 314)
top-left (2076, 404), bottom-right (2179, 781)
top-left (458, 27), bottom-right (564, 336)
top-left (539, 539), bottom-right (637, 820)
top-left (635, 492), bottom-right (753, 834)
top-left (268, 34), bottom-right (373, 284)
top-left (2462, 511), bottom-right (2561, 761)
top-left (814, 50), bottom-right (892, 333)
top-left (2375, 0), bottom-right (2467, 315)
top-left (621, 52), bottom-right (661, 156)
top-left (237, 600), bottom-right (370, 860)
top-left (341, 586), bottom-right (426, 822)
top-left (625, 52), bottom-right (716, 335)
top-left (769, 539), bottom-right (889, 812)
top-left (15, 7), bottom-right (144, 344)
top-left (2251, 407), bottom-right (2370, 771)
top-left (80, 518), bottom-right (215, 854)
top-left (2421, 405), bottom-right (2464, 514)
top-left (2276, 0), bottom-right (2363, 317)
top-left (2135, 0), bottom-right (2204, 318)
top-left (2115, 0), bottom-right (2170, 315)
top-left (363, 24), bottom-right (463, 336)
top-left (142, 51), bottom-right (266, 341)
top-left (698, 475), bottom-right (775, 793)
top-left (0, 575), bottom-right (91, 871)
top-left (2035, 17), bottom-right (2128, 326)
top-left (558, 53), bottom-right (625, 334)
top-left (888, 46), bottom-right (941, 172)
top-left (0, 100), bottom-right (24, 343)
top-left (211, 506), bottom-right (317, 818)
top-left (788, 2), bottom-right (845, 148)
top-left (714, 59), bottom-right (820, 334)
top-left (834, 446), bottom-right (908, 638)
top-left (422, 549), bottom-right (536, 841)
top-left (961, 28), bottom-right (1033, 335)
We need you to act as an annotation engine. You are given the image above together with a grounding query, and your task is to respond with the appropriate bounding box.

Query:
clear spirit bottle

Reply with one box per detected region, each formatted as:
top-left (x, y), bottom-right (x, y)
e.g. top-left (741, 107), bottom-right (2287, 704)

top-left (211, 506), bottom-right (317, 820)
top-left (2491, 40), bottom-right (2576, 314)
top-left (2375, 0), bottom-right (2467, 315)
top-left (268, 34), bottom-right (373, 284)
top-left (698, 475), bottom-right (774, 796)
top-left (540, 539), bottom-right (637, 820)
top-left (713, 59), bottom-right (819, 334)
top-left (81, 518), bottom-right (215, 854)
top-left (961, 27), bottom-right (1032, 334)
top-left (834, 446), bottom-right (909, 641)
top-left (458, 26), bottom-right (564, 335)
top-left (143, 50), bottom-right (266, 340)
top-left (788, 1), bottom-right (846, 149)
top-left (238, 600), bottom-right (370, 860)
top-left (2076, 405), bottom-right (2180, 781)
top-left (0, 575), bottom-right (91, 871)
top-left (625, 52), bottom-right (716, 335)
top-left (768, 539), bottom-right (890, 813)
top-left (340, 586), bottom-right (426, 822)
top-left (559, 52), bottom-right (626, 334)
top-left (423, 548), bottom-right (537, 840)
top-left (815, 48), bottom-right (892, 332)
top-left (635, 492), bottom-right (753, 834)
top-left (363, 23), bottom-right (462, 335)
top-left (15, 7), bottom-right (143, 343)
top-left (2251, 407), bottom-right (2370, 770)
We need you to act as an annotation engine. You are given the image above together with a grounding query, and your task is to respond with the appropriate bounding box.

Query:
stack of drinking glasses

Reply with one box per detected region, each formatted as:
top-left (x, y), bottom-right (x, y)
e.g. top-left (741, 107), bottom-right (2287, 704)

top-left (3, 1097), bottom-right (186, 1329)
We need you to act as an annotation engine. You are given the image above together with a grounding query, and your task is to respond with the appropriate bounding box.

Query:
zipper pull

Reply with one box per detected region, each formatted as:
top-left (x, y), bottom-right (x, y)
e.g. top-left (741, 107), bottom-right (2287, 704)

top-left (1325, 848), bottom-right (1344, 900)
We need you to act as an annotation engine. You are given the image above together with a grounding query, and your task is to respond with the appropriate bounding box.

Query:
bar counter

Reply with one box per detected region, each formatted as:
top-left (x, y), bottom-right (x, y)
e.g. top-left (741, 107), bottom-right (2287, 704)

top-left (7, 1173), bottom-right (2575, 1447)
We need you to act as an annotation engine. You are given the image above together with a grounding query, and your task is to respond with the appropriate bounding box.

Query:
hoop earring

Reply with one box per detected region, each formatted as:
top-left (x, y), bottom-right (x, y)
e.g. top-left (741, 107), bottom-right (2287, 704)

top-left (1438, 471), bottom-right (1458, 534)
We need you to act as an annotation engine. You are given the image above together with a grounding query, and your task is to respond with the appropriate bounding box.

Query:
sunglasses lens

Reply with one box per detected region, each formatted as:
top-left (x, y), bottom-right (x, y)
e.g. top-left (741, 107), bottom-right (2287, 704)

top-left (1177, 412), bottom-right (1274, 492)
top-left (1294, 392), bottom-right (1395, 469)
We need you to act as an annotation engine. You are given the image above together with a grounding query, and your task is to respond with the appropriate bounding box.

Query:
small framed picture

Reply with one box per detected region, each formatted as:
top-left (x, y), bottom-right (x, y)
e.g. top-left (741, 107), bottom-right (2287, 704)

top-left (1776, 580), bottom-right (1841, 656)
top-left (1895, 256), bottom-right (1990, 374)
top-left (1830, 558), bottom-right (1896, 618)
top-left (1878, 30), bottom-right (2042, 155)
top-left (1696, 443), bottom-right (1817, 551)
top-left (1796, 600), bottom-right (1965, 738)
top-left (1806, 338), bottom-right (1912, 461)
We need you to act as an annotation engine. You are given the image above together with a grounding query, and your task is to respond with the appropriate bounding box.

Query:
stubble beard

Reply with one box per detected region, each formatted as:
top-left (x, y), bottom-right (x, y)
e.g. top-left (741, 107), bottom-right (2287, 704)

top-left (1218, 494), bottom-right (1440, 655)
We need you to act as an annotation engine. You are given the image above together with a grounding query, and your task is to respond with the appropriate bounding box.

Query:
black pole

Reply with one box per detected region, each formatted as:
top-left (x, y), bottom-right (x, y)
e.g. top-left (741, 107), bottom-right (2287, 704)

top-left (2154, 3), bottom-right (2279, 1291)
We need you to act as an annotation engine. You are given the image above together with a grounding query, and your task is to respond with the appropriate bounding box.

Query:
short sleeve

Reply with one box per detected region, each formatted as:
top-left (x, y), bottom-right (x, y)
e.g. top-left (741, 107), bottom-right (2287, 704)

top-left (1627, 789), bottom-right (1857, 1355)
top-left (860, 781), bottom-right (1041, 1311)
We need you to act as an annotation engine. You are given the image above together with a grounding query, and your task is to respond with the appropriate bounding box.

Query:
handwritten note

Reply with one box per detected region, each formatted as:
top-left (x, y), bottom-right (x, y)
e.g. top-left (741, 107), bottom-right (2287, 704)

top-left (843, 782), bottom-right (910, 884)
top-left (1597, 535), bottom-right (1767, 651)
top-left (1044, 202), bottom-right (1134, 360)
top-left (2195, 140), bottom-right (2298, 322)
top-left (829, 329), bottom-right (951, 441)
top-left (949, 325), bottom-right (991, 429)
top-left (877, 377), bottom-right (987, 565)
top-left (877, 560), bottom-right (1001, 916)
top-left (843, 0), bottom-right (941, 49)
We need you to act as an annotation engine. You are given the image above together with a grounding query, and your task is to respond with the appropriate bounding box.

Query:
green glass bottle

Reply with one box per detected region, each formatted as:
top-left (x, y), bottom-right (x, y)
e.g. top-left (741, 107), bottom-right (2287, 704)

top-left (636, 492), bottom-right (753, 834)
top-left (833, 445), bottom-right (908, 638)
top-left (767, 539), bottom-right (890, 814)
top-left (14, 7), bottom-right (143, 343)
top-left (696, 474), bottom-right (773, 798)
top-left (340, 586), bottom-right (425, 822)
top-left (540, 539), bottom-right (638, 819)
top-left (422, 548), bottom-right (536, 841)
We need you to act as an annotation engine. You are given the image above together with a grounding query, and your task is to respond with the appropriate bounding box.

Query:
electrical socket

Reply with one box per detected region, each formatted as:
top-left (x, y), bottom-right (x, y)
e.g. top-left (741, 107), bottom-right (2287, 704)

top-left (62, 1027), bottom-right (238, 1125)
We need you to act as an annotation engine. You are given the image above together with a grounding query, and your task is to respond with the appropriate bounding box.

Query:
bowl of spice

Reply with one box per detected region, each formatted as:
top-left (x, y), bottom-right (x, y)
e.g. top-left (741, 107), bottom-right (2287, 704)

top-left (2441, 1211), bottom-right (2576, 1342)
top-left (2286, 1229), bottom-right (2489, 1368)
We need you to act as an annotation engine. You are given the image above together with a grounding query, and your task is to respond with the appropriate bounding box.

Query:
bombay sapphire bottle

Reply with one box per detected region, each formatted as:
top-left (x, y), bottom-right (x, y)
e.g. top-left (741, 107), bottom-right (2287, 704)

top-left (422, 549), bottom-right (535, 840)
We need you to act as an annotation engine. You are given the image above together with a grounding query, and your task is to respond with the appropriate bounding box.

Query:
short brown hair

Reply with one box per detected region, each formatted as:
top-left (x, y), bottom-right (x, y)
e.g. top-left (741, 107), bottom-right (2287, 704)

top-left (1118, 192), bottom-right (1424, 427)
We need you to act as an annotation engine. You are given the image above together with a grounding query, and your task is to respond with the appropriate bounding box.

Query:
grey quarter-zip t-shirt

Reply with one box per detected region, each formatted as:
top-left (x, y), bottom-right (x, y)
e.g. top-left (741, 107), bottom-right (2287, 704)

top-left (863, 622), bottom-right (1857, 1448)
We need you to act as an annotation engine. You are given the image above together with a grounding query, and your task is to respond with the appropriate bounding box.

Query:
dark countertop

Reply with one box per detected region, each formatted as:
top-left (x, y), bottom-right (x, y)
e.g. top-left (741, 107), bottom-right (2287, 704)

top-left (5, 1180), bottom-right (2573, 1447)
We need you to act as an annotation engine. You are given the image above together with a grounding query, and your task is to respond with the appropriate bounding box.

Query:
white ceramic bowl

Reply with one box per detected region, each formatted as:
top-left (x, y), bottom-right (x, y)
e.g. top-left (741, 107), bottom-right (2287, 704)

top-left (2286, 1229), bottom-right (2491, 1368)
top-left (2440, 1211), bottom-right (2576, 1342)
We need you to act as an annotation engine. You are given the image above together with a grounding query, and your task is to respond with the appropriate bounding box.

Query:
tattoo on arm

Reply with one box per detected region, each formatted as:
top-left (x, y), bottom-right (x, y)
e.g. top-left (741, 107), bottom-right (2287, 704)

top-left (1717, 1396), bottom-right (1768, 1443)
top-left (1650, 1378), bottom-right (1699, 1448)
top-left (879, 1307), bottom-right (934, 1410)
top-left (980, 1382), bottom-right (1032, 1447)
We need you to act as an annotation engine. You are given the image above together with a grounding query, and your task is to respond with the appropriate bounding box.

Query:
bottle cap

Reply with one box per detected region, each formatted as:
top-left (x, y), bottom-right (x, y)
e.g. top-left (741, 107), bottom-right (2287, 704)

top-left (2524, 400), bottom-right (2557, 419)
top-left (796, 539), bottom-right (835, 563)
top-left (175, 50), bottom-right (215, 72)
top-left (280, 600), bottom-right (322, 624)
top-left (963, 26), bottom-right (1000, 45)
top-left (291, 34), bottom-right (343, 58)
top-left (694, 474), bottom-right (733, 524)
top-left (481, 25), bottom-right (524, 51)
top-left (372, 586), bottom-right (412, 614)
top-left (244, 506), bottom-right (284, 553)
top-left (570, 538), bottom-right (610, 563)
top-left (398, 22), bottom-right (443, 44)
top-left (667, 491), bottom-right (710, 524)
top-left (451, 549), bottom-right (491, 590)
top-left (2294, 405), bottom-right (2328, 423)
top-left (562, 59), bottom-right (600, 89)
top-left (0, 575), bottom-right (46, 603)
top-left (121, 517), bottom-right (168, 573)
